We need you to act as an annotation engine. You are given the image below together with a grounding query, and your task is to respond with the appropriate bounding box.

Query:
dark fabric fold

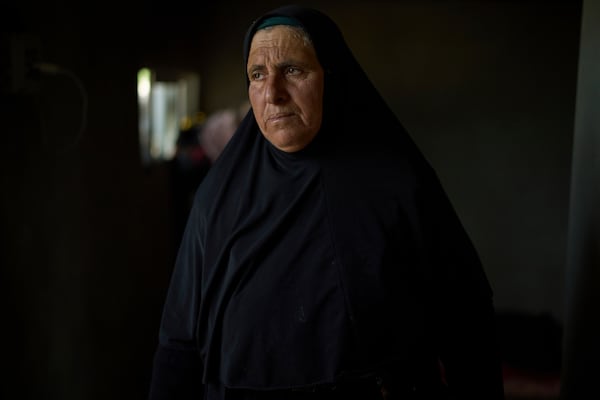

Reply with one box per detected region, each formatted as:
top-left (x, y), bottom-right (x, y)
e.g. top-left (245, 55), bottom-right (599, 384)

top-left (149, 346), bottom-right (205, 400)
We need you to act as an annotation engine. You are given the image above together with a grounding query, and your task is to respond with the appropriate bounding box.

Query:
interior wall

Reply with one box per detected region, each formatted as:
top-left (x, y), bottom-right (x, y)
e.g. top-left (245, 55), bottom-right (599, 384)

top-left (1, 2), bottom-right (178, 399)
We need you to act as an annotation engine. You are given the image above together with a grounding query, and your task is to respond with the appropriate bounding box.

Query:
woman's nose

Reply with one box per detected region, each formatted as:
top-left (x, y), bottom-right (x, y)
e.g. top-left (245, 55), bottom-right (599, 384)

top-left (265, 75), bottom-right (288, 104)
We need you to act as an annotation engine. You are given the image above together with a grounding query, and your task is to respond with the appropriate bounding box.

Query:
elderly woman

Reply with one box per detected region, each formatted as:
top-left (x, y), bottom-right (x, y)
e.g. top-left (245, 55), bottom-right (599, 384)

top-left (149, 5), bottom-right (504, 400)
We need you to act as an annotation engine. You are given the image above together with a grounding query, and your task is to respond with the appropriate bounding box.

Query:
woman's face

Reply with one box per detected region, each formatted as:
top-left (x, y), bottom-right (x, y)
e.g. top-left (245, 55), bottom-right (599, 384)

top-left (247, 25), bottom-right (324, 152)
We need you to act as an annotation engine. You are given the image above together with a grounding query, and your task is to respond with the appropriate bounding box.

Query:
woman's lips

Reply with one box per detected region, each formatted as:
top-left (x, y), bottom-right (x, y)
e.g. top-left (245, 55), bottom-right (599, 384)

top-left (267, 112), bottom-right (295, 123)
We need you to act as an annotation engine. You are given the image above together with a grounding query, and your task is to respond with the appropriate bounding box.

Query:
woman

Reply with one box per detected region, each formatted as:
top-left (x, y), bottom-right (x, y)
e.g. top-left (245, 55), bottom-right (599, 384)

top-left (149, 5), bottom-right (505, 399)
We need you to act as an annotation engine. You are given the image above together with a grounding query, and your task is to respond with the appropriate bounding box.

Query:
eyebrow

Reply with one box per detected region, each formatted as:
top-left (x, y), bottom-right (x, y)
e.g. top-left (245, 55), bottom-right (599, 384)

top-left (247, 64), bottom-right (264, 74)
top-left (247, 59), bottom-right (311, 74)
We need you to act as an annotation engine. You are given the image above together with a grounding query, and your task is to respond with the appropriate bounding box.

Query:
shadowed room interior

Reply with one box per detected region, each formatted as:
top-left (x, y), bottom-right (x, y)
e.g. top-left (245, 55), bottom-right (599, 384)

top-left (1, 0), bottom-right (598, 399)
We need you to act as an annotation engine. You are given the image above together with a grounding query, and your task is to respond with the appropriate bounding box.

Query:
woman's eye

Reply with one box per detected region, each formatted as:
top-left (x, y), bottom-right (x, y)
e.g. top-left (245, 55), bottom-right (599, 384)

top-left (286, 67), bottom-right (300, 75)
top-left (250, 72), bottom-right (264, 80)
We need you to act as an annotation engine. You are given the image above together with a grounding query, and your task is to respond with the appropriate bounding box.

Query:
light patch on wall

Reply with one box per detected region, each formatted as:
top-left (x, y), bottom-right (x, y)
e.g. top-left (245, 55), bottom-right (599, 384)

top-left (137, 67), bottom-right (200, 165)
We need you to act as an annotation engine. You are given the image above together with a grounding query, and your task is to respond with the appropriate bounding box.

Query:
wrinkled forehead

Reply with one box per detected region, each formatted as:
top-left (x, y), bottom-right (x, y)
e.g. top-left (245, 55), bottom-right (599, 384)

top-left (249, 25), bottom-right (313, 54)
top-left (243, 7), bottom-right (352, 80)
top-left (250, 17), bottom-right (314, 50)
top-left (246, 26), bottom-right (320, 73)
top-left (245, 12), bottom-right (322, 63)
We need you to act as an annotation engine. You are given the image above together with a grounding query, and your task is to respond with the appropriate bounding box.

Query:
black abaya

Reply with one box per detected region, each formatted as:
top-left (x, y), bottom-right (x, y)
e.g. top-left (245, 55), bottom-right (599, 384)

top-left (149, 5), bottom-right (504, 400)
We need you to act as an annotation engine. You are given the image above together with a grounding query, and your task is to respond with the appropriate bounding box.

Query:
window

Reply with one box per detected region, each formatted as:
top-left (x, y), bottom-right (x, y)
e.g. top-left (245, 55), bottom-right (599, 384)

top-left (137, 67), bottom-right (200, 165)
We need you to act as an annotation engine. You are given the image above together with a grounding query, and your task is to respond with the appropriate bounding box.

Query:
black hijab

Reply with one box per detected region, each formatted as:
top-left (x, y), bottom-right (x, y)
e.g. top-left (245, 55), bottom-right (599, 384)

top-left (157, 4), bottom-right (499, 395)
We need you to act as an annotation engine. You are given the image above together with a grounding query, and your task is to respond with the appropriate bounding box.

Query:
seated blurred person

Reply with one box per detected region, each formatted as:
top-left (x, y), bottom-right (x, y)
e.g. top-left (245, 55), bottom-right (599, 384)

top-left (200, 102), bottom-right (249, 164)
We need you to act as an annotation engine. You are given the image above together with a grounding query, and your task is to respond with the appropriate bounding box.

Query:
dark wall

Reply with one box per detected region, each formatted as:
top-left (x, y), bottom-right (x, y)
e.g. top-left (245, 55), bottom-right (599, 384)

top-left (2, 2), bottom-right (180, 399)
top-left (1, 0), bottom-right (581, 399)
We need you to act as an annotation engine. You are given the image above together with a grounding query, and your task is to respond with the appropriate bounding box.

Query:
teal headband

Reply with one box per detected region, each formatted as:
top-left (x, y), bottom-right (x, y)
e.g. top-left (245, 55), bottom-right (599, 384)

top-left (256, 16), bottom-right (302, 30)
